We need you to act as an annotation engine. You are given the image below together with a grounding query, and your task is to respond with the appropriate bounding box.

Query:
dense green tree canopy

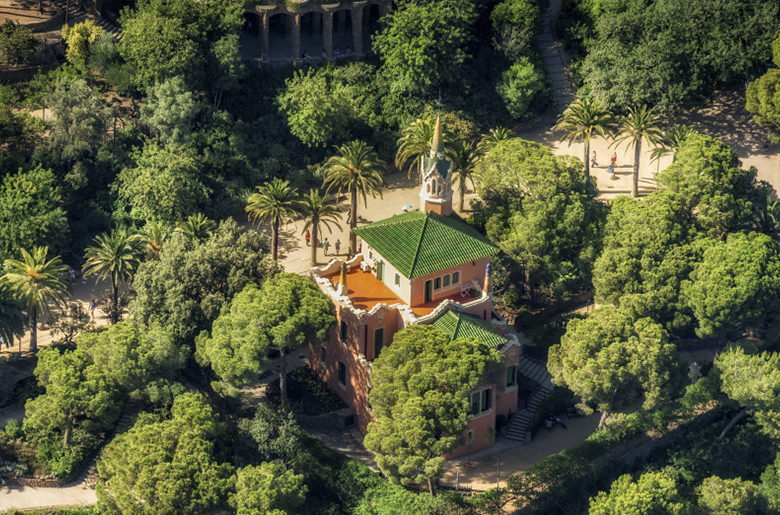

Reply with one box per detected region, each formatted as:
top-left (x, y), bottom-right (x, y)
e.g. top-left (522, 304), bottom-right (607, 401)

top-left (373, 0), bottom-right (477, 94)
top-left (130, 219), bottom-right (277, 344)
top-left (683, 232), bottom-right (780, 338)
top-left (473, 138), bottom-right (604, 299)
top-left (580, 0), bottom-right (780, 112)
top-left (588, 469), bottom-right (691, 515)
top-left (0, 165), bottom-right (68, 264)
top-left (490, 0), bottom-right (540, 62)
top-left (496, 57), bottom-right (547, 120)
top-left (549, 307), bottom-right (680, 428)
top-left (230, 462), bottom-right (307, 515)
top-left (47, 78), bottom-right (111, 163)
top-left (140, 77), bottom-right (204, 147)
top-left (97, 392), bottom-right (234, 515)
top-left (716, 347), bottom-right (780, 441)
top-left (697, 476), bottom-right (766, 515)
top-left (364, 325), bottom-right (504, 493)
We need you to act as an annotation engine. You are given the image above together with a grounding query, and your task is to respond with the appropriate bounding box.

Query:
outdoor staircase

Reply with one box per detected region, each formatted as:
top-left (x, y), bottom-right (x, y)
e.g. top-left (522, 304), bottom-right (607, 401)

top-left (506, 355), bottom-right (554, 444)
top-left (52, 0), bottom-right (122, 39)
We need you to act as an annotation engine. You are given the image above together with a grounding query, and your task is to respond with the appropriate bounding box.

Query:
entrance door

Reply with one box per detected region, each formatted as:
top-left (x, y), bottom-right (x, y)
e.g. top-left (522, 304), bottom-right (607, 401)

top-left (424, 280), bottom-right (432, 303)
top-left (376, 260), bottom-right (384, 282)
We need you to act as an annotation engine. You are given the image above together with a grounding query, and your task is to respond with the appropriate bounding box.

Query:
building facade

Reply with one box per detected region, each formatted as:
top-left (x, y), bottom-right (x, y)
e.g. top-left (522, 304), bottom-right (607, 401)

top-left (310, 118), bottom-right (522, 458)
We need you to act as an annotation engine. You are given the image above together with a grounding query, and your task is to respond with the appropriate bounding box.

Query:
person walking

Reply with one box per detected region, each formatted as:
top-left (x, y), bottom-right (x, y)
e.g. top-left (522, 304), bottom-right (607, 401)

top-left (608, 152), bottom-right (617, 178)
top-left (591, 151), bottom-right (598, 168)
top-left (89, 299), bottom-right (96, 320)
top-left (322, 238), bottom-right (330, 256)
top-left (335, 239), bottom-right (341, 255)
top-left (305, 230), bottom-right (311, 247)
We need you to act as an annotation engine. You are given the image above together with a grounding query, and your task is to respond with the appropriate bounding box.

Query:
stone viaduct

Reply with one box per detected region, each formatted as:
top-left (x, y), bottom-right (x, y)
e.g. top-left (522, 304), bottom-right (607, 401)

top-left (242, 0), bottom-right (392, 62)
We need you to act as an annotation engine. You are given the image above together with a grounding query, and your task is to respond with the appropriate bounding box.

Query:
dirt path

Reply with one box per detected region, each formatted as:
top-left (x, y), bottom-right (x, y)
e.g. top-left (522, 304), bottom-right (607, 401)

top-left (0, 483), bottom-right (96, 512)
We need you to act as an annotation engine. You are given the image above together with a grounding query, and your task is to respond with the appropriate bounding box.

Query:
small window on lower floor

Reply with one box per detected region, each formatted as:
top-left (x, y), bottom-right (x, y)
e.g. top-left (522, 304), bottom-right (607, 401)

top-left (481, 388), bottom-right (492, 412)
top-left (506, 365), bottom-right (517, 387)
top-left (394, 273), bottom-right (401, 287)
top-left (338, 361), bottom-right (347, 385)
top-left (443, 275), bottom-right (450, 287)
top-left (434, 277), bottom-right (441, 290)
top-left (321, 347), bottom-right (327, 364)
top-left (340, 320), bottom-right (348, 342)
top-left (452, 271), bottom-right (460, 284)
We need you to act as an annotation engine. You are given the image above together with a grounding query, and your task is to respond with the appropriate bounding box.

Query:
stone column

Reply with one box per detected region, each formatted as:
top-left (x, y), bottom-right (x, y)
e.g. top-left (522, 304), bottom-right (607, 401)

top-left (292, 14), bottom-right (301, 60)
top-left (324, 12), bottom-right (334, 59)
top-left (262, 13), bottom-right (269, 62)
top-left (352, 7), bottom-right (363, 55)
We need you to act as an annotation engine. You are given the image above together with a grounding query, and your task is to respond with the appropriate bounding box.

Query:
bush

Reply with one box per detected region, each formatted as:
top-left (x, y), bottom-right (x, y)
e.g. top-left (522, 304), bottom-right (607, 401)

top-left (88, 32), bottom-right (120, 73)
top-left (4, 418), bottom-right (23, 439)
top-left (0, 21), bottom-right (37, 65)
top-left (62, 20), bottom-right (103, 64)
top-left (497, 57), bottom-right (548, 119)
top-left (266, 366), bottom-right (347, 415)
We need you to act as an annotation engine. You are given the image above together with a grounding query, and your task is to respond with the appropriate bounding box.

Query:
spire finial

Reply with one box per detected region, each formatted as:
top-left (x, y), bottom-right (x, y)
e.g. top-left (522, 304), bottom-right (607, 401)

top-left (430, 115), bottom-right (444, 158)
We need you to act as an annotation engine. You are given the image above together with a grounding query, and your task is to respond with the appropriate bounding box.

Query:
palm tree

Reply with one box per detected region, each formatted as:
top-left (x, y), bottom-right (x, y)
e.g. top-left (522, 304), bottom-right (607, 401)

top-left (477, 126), bottom-right (514, 155)
top-left (3, 247), bottom-right (70, 352)
top-left (323, 140), bottom-right (388, 254)
top-left (449, 138), bottom-right (483, 212)
top-left (650, 125), bottom-right (696, 165)
top-left (395, 117), bottom-right (453, 180)
top-left (82, 229), bottom-right (143, 324)
top-left (301, 189), bottom-right (343, 267)
top-left (613, 105), bottom-right (665, 198)
top-left (0, 278), bottom-right (26, 352)
top-left (175, 213), bottom-right (216, 243)
top-left (141, 220), bottom-right (171, 259)
top-left (553, 98), bottom-right (617, 178)
top-left (246, 178), bottom-right (303, 261)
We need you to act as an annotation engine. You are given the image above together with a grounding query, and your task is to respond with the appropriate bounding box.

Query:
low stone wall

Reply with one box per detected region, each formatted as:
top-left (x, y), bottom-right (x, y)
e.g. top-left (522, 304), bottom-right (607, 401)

top-left (11, 475), bottom-right (64, 488)
top-left (26, 10), bottom-right (65, 33)
top-left (0, 61), bottom-right (58, 83)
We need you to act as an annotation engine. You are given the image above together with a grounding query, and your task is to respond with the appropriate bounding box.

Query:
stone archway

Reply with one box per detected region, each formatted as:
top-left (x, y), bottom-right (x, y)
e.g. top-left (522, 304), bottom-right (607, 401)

top-left (239, 12), bottom-right (262, 60)
top-left (268, 12), bottom-right (293, 60)
top-left (362, 3), bottom-right (383, 55)
top-left (332, 8), bottom-right (353, 57)
top-left (299, 11), bottom-right (323, 59)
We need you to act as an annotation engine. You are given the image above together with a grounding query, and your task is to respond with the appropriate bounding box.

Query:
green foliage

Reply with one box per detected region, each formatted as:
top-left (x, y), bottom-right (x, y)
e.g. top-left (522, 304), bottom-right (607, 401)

top-left (88, 32), bottom-right (121, 73)
top-left (716, 347), bottom-right (780, 440)
top-left (264, 362), bottom-right (347, 416)
top-left (588, 468), bottom-right (692, 515)
top-left (0, 279), bottom-right (24, 350)
top-left (46, 78), bottom-right (111, 163)
top-left (61, 20), bottom-right (103, 64)
top-left (549, 307), bottom-right (680, 424)
top-left (118, 0), bottom-right (243, 93)
top-left (364, 325), bottom-right (504, 492)
top-left (0, 165), bottom-right (68, 269)
top-left (196, 273), bottom-right (335, 389)
top-left (130, 219), bottom-right (277, 344)
top-left (683, 232), bottom-right (780, 338)
top-left (697, 476), bottom-right (767, 514)
top-left (230, 462), bottom-right (307, 515)
top-left (496, 57), bottom-right (548, 120)
top-left (491, 0), bottom-right (540, 61)
top-left (245, 177), bottom-right (302, 261)
top-left (761, 453), bottom-right (780, 512)
top-left (579, 0), bottom-right (780, 112)
top-left (114, 143), bottom-right (209, 224)
top-left (0, 20), bottom-right (37, 65)
top-left (473, 138), bottom-right (604, 300)
top-left (553, 97), bottom-right (616, 177)
top-left (140, 77), bottom-right (204, 147)
top-left (746, 68), bottom-right (780, 143)
top-left (97, 392), bottom-right (234, 515)
top-left (373, 0), bottom-right (477, 94)
top-left (238, 404), bottom-right (305, 468)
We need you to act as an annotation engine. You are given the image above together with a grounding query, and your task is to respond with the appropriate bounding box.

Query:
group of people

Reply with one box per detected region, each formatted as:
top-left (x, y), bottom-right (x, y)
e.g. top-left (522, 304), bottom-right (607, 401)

top-left (591, 151), bottom-right (618, 177)
top-left (303, 46), bottom-right (353, 60)
top-left (305, 231), bottom-right (341, 256)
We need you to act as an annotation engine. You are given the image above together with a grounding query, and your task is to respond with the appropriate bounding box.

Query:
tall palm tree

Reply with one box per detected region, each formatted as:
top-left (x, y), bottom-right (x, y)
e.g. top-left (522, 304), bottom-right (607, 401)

top-left (175, 213), bottom-right (216, 243)
top-left (301, 189), bottom-right (342, 267)
top-left (0, 278), bottom-right (26, 352)
top-left (477, 126), bottom-right (514, 155)
top-left (553, 98), bottom-right (617, 178)
top-left (395, 117), bottom-right (453, 180)
top-left (246, 178), bottom-right (303, 261)
top-left (141, 220), bottom-right (171, 259)
top-left (613, 105), bottom-right (665, 198)
top-left (323, 140), bottom-right (388, 254)
top-left (3, 247), bottom-right (70, 352)
top-left (82, 229), bottom-right (143, 324)
top-left (449, 138), bottom-right (483, 212)
top-left (650, 125), bottom-right (696, 165)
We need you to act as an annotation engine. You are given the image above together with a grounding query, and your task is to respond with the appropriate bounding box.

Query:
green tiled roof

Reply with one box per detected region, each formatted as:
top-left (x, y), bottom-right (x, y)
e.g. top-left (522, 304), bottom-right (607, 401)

top-left (353, 211), bottom-right (499, 279)
top-left (431, 311), bottom-right (507, 348)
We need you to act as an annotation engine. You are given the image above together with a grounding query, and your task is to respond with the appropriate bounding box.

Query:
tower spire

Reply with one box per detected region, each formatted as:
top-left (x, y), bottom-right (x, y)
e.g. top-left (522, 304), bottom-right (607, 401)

top-left (430, 115), bottom-right (444, 159)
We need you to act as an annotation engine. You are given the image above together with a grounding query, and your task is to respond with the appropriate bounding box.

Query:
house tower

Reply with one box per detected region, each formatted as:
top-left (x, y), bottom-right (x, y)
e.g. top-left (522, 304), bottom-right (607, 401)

top-left (419, 116), bottom-right (453, 216)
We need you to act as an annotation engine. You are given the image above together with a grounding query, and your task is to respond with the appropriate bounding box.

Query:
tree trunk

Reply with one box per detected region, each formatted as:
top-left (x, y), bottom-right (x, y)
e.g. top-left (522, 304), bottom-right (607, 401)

top-left (428, 477), bottom-right (435, 496)
top-left (584, 139), bottom-right (590, 178)
top-left (632, 140), bottom-right (641, 198)
top-left (112, 278), bottom-right (119, 325)
top-left (272, 219), bottom-right (279, 261)
top-left (460, 175), bottom-right (466, 212)
top-left (598, 411), bottom-right (609, 429)
top-left (30, 308), bottom-right (38, 353)
top-left (718, 408), bottom-right (747, 442)
top-left (310, 221), bottom-right (318, 267)
top-left (350, 188), bottom-right (358, 254)
top-left (279, 346), bottom-right (288, 407)
top-left (64, 413), bottom-right (73, 446)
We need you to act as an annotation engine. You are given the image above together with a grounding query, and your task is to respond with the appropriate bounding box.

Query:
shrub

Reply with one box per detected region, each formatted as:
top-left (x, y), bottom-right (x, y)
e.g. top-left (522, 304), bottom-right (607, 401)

top-left (497, 57), bottom-right (548, 119)
top-left (88, 32), bottom-right (120, 73)
top-left (0, 21), bottom-right (37, 65)
top-left (62, 20), bottom-right (103, 64)
top-left (4, 418), bottom-right (23, 439)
